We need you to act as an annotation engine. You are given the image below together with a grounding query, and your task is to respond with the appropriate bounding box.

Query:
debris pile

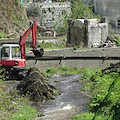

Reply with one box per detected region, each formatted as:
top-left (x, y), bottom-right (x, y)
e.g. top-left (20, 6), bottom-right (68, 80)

top-left (17, 68), bottom-right (56, 102)
top-left (102, 62), bottom-right (120, 75)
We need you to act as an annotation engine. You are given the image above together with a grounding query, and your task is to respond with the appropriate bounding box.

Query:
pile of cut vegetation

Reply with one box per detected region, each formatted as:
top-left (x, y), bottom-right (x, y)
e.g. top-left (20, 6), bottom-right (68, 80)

top-left (102, 62), bottom-right (120, 75)
top-left (17, 68), bottom-right (56, 102)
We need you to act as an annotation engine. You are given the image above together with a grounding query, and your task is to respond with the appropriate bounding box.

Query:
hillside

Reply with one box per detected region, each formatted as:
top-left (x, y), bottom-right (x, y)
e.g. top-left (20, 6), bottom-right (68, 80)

top-left (0, 0), bottom-right (29, 37)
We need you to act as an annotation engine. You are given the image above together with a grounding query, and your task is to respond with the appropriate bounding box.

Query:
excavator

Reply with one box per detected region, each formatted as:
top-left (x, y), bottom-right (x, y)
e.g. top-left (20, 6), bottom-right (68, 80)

top-left (0, 21), bottom-right (44, 79)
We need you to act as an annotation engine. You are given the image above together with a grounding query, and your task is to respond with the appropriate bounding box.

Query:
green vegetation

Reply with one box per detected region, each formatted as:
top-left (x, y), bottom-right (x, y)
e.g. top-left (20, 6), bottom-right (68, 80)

top-left (0, 32), bottom-right (10, 39)
top-left (53, 90), bottom-right (59, 96)
top-left (26, 4), bottom-right (41, 18)
top-left (73, 45), bottom-right (89, 50)
top-left (0, 0), bottom-right (29, 37)
top-left (11, 105), bottom-right (37, 120)
top-left (39, 38), bottom-right (66, 50)
top-left (46, 66), bottom-right (86, 75)
top-left (72, 68), bottom-right (120, 120)
top-left (45, 66), bottom-right (120, 120)
top-left (0, 81), bottom-right (39, 120)
top-left (56, 0), bottom-right (100, 36)
top-left (70, 0), bottom-right (98, 20)
top-left (46, 66), bottom-right (100, 77)
top-left (110, 34), bottom-right (120, 47)
top-left (71, 112), bottom-right (107, 120)
top-left (0, 69), bottom-right (39, 120)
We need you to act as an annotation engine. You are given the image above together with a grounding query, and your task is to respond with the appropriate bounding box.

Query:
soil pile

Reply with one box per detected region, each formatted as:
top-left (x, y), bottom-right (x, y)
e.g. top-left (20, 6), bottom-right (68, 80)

top-left (17, 68), bottom-right (56, 102)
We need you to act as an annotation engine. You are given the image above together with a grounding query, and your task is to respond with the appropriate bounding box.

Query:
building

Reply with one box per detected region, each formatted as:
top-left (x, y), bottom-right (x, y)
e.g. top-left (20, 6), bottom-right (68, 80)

top-left (67, 18), bottom-right (108, 48)
top-left (94, 0), bottom-right (120, 34)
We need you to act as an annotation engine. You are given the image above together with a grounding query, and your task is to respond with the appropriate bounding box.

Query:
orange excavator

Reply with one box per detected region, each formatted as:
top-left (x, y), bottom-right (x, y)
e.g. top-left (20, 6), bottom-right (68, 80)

top-left (0, 21), bottom-right (44, 79)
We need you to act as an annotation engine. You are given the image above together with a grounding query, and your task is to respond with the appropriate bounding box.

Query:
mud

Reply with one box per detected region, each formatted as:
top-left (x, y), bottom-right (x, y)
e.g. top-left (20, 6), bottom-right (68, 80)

top-left (17, 68), bottom-right (56, 102)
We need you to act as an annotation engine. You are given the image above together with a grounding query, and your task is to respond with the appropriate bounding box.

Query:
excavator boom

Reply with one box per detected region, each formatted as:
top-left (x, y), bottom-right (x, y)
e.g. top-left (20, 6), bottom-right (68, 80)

top-left (19, 21), bottom-right (44, 59)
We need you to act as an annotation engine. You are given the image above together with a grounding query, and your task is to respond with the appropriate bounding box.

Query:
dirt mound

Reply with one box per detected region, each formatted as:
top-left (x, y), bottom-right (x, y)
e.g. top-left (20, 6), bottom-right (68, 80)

top-left (17, 68), bottom-right (56, 102)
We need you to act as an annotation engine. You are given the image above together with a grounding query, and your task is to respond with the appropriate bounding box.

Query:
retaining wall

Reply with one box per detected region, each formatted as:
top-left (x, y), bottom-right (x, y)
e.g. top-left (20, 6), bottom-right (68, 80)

top-left (26, 47), bottom-right (120, 72)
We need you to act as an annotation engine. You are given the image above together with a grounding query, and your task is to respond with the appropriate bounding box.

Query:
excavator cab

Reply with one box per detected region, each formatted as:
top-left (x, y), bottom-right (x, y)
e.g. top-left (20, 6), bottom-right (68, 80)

top-left (0, 44), bottom-right (25, 69)
top-left (0, 44), bottom-right (21, 59)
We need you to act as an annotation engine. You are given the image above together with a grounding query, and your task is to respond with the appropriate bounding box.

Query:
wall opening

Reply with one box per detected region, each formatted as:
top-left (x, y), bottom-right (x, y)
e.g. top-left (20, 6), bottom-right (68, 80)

top-left (118, 19), bottom-right (120, 28)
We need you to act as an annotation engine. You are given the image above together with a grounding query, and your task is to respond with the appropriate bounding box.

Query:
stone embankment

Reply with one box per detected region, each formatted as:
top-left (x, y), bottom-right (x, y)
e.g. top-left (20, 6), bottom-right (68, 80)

top-left (26, 47), bottom-right (120, 72)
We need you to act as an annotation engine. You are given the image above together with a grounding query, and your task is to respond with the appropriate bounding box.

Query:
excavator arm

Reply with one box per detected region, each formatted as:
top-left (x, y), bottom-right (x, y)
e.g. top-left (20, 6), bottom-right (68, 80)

top-left (19, 21), bottom-right (44, 59)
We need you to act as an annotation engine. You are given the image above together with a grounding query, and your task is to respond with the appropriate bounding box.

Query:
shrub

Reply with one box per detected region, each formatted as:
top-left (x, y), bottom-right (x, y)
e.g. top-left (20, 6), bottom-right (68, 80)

top-left (110, 34), bottom-right (120, 47)
top-left (26, 4), bottom-right (40, 17)
top-left (0, 32), bottom-right (10, 39)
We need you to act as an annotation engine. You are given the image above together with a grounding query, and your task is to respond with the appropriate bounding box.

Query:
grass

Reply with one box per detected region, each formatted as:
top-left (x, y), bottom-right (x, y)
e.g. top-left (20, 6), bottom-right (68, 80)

top-left (11, 104), bottom-right (37, 120)
top-left (72, 68), bottom-right (120, 120)
top-left (39, 38), bottom-right (66, 50)
top-left (46, 66), bottom-right (84, 75)
top-left (0, 32), bottom-right (10, 39)
top-left (0, 79), bottom-right (39, 120)
top-left (45, 66), bottom-right (99, 76)
top-left (73, 45), bottom-right (89, 51)
top-left (71, 112), bottom-right (109, 120)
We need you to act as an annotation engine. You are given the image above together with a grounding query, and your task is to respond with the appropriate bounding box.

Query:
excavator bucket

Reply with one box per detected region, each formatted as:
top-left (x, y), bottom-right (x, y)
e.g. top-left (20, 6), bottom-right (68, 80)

top-left (32, 48), bottom-right (44, 57)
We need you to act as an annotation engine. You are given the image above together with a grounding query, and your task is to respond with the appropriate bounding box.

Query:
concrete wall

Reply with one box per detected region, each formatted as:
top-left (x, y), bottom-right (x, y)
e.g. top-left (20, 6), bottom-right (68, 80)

top-left (94, 0), bottom-right (120, 28)
top-left (88, 21), bottom-right (108, 47)
top-left (67, 18), bottom-right (108, 48)
top-left (26, 47), bottom-right (120, 72)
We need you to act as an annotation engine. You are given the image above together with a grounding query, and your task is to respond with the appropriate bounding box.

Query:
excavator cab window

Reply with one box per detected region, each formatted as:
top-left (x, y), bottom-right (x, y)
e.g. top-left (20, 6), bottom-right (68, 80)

top-left (12, 46), bottom-right (20, 58)
top-left (1, 47), bottom-right (9, 58)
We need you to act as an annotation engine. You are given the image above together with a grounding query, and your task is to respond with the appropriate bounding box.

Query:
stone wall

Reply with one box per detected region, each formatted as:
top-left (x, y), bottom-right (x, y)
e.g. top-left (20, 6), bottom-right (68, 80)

top-left (24, 2), bottom-right (70, 30)
top-left (67, 18), bottom-right (108, 48)
top-left (26, 47), bottom-right (120, 72)
top-left (37, 2), bottom-right (70, 29)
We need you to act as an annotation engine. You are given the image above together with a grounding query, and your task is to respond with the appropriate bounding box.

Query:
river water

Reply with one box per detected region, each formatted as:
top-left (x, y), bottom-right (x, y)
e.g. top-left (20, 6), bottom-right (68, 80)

top-left (33, 74), bottom-right (91, 120)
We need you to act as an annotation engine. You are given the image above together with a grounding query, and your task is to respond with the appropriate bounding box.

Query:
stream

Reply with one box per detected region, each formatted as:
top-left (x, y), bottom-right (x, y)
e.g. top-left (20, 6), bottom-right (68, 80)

top-left (33, 74), bottom-right (91, 120)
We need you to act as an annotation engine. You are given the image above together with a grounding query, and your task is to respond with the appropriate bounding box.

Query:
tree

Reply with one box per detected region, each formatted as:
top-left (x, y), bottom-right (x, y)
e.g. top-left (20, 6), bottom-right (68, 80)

top-left (26, 4), bottom-right (40, 17)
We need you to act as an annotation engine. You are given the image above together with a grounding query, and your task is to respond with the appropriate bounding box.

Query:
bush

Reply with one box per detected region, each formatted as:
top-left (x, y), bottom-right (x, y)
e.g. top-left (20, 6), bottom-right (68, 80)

top-left (71, 112), bottom-right (109, 120)
top-left (26, 4), bottom-right (40, 17)
top-left (39, 38), bottom-right (66, 50)
top-left (77, 68), bottom-right (120, 120)
top-left (110, 34), bottom-right (120, 47)
top-left (0, 32), bottom-right (10, 39)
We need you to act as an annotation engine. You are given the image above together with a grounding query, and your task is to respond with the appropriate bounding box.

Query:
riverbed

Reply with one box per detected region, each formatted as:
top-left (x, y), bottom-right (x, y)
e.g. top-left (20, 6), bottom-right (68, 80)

top-left (33, 74), bottom-right (91, 120)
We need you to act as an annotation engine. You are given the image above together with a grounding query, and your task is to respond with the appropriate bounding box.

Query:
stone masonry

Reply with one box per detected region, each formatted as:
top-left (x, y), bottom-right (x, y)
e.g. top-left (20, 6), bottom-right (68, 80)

top-left (24, 2), bottom-right (70, 30)
top-left (67, 18), bottom-right (108, 48)
top-left (38, 2), bottom-right (70, 29)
